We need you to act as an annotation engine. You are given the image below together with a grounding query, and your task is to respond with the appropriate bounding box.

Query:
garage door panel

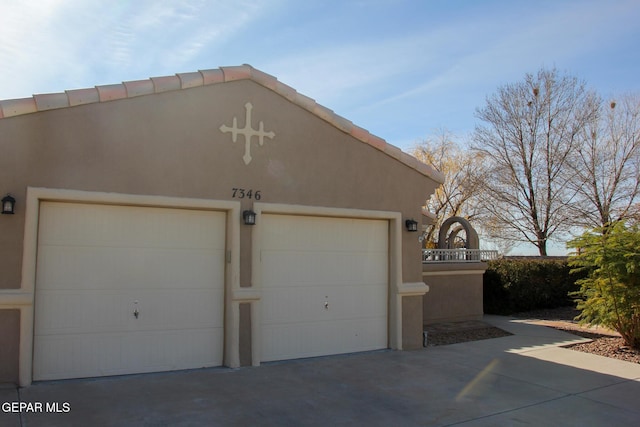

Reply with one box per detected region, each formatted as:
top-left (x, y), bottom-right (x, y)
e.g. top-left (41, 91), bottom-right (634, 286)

top-left (262, 284), bottom-right (386, 325)
top-left (119, 329), bottom-right (222, 371)
top-left (34, 327), bottom-right (223, 381)
top-left (261, 317), bottom-right (387, 361)
top-left (36, 246), bottom-right (224, 291)
top-left (261, 324), bottom-right (305, 361)
top-left (318, 285), bottom-right (387, 320)
top-left (260, 214), bottom-right (389, 362)
top-left (34, 333), bottom-right (124, 381)
top-left (260, 286), bottom-right (304, 324)
top-left (262, 286), bottom-right (334, 325)
top-left (315, 318), bottom-right (387, 353)
top-left (261, 251), bottom-right (387, 287)
top-left (39, 203), bottom-right (223, 250)
top-left (262, 216), bottom-right (388, 253)
top-left (35, 287), bottom-right (224, 334)
top-left (35, 290), bottom-right (125, 334)
top-left (132, 289), bottom-right (224, 330)
top-left (34, 202), bottom-right (226, 381)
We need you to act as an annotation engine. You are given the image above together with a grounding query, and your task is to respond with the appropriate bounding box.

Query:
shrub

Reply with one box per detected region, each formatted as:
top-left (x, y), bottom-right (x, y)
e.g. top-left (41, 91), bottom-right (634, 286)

top-left (568, 222), bottom-right (640, 350)
top-left (483, 258), bottom-right (579, 315)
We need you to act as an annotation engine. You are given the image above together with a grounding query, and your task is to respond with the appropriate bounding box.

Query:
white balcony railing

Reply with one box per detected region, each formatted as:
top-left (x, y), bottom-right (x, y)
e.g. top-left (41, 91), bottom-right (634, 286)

top-left (422, 249), bottom-right (500, 263)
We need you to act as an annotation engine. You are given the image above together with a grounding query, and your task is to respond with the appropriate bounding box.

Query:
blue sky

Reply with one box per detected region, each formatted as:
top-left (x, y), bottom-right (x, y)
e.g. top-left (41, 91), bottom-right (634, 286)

top-left (2, 0), bottom-right (639, 153)
top-left (2, 0), bottom-right (639, 255)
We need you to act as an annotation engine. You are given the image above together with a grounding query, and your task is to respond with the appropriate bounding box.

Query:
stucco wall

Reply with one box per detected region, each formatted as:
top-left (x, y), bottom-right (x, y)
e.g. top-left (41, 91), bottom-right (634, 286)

top-left (0, 309), bottom-right (19, 383)
top-left (0, 80), bottom-right (436, 288)
top-left (422, 263), bottom-right (488, 324)
top-left (402, 296), bottom-right (425, 349)
top-left (0, 78), bottom-right (439, 381)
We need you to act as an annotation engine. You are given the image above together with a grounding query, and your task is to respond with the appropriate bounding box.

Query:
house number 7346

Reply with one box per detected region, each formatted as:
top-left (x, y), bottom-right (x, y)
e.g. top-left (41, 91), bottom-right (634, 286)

top-left (232, 188), bottom-right (262, 200)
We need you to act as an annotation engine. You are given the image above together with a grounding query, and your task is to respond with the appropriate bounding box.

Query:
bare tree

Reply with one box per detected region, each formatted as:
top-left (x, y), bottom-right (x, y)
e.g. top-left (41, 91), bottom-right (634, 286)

top-left (472, 68), bottom-right (598, 255)
top-left (413, 129), bottom-right (485, 247)
top-left (567, 94), bottom-right (640, 229)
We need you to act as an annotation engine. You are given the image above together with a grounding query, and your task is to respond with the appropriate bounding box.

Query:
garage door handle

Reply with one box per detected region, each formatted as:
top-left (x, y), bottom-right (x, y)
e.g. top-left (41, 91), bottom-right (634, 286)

top-left (324, 302), bottom-right (329, 310)
top-left (133, 300), bottom-right (140, 319)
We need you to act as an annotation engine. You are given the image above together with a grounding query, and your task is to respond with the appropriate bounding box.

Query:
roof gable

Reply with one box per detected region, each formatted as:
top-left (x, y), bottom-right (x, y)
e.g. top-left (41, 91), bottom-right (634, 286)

top-left (0, 64), bottom-right (444, 183)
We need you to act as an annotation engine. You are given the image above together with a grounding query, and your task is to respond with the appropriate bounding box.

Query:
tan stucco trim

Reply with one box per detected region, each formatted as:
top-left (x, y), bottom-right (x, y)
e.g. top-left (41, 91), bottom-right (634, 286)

top-left (249, 203), bottom-right (404, 362)
top-left (0, 291), bottom-right (32, 307)
top-left (13, 187), bottom-right (241, 386)
top-left (421, 208), bottom-right (438, 221)
top-left (397, 282), bottom-right (430, 296)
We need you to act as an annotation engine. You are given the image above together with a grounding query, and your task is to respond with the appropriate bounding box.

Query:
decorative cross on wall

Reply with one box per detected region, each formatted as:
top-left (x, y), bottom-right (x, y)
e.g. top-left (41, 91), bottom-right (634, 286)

top-left (219, 102), bottom-right (275, 165)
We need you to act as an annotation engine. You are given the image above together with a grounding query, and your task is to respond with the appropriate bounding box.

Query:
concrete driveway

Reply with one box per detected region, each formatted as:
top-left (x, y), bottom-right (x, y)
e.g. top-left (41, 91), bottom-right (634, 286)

top-left (2, 316), bottom-right (640, 426)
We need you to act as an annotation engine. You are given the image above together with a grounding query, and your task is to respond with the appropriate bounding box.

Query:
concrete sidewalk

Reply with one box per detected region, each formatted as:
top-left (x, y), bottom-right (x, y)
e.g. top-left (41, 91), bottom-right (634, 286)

top-left (2, 316), bottom-right (640, 426)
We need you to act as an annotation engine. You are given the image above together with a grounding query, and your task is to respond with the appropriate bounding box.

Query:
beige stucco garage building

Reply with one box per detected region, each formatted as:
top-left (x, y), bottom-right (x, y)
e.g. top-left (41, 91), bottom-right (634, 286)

top-left (0, 65), bottom-right (444, 386)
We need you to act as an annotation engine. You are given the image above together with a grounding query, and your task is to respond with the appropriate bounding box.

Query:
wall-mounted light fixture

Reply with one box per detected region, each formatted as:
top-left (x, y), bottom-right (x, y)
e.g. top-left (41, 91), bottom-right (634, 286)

top-left (1, 194), bottom-right (15, 215)
top-left (405, 218), bottom-right (418, 232)
top-left (243, 210), bottom-right (256, 225)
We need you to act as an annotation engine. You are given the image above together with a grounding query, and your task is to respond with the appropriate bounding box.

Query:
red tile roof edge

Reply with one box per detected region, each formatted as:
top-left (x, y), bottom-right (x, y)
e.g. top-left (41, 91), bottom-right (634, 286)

top-left (0, 64), bottom-right (444, 183)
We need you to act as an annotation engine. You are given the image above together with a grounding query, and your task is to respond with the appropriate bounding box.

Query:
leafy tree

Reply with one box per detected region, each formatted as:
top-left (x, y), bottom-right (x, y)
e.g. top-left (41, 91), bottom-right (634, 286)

top-left (568, 221), bottom-right (640, 349)
top-left (567, 94), bottom-right (640, 229)
top-left (413, 129), bottom-right (485, 247)
top-left (472, 67), bottom-right (598, 255)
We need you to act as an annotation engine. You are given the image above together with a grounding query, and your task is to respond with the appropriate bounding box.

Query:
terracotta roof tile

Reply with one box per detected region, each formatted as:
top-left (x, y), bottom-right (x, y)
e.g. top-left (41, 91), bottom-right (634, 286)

top-left (150, 75), bottom-right (181, 93)
top-left (199, 69), bottom-right (224, 85)
top-left (0, 64), bottom-right (444, 183)
top-left (123, 79), bottom-right (154, 98)
top-left (384, 144), bottom-right (404, 161)
top-left (66, 88), bottom-right (100, 106)
top-left (350, 125), bottom-right (370, 143)
top-left (249, 67), bottom-right (279, 91)
top-left (331, 115), bottom-right (354, 134)
top-left (367, 135), bottom-right (387, 152)
top-left (34, 93), bottom-right (70, 111)
top-left (400, 152), bottom-right (421, 171)
top-left (274, 81), bottom-right (298, 102)
top-left (96, 84), bottom-right (127, 102)
top-left (312, 104), bottom-right (335, 122)
top-left (0, 98), bottom-right (37, 117)
top-left (293, 92), bottom-right (317, 112)
top-left (220, 65), bottom-right (252, 82)
top-left (177, 72), bottom-right (203, 89)
top-left (417, 162), bottom-right (439, 178)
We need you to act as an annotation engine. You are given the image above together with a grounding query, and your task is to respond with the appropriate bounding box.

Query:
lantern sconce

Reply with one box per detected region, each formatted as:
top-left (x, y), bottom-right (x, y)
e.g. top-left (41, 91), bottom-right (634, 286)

top-left (2, 194), bottom-right (15, 215)
top-left (405, 218), bottom-right (418, 232)
top-left (243, 210), bottom-right (256, 225)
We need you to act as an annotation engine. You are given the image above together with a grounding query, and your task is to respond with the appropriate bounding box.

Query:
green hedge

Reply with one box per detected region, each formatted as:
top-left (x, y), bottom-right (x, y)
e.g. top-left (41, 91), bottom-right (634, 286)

top-left (483, 258), bottom-right (581, 315)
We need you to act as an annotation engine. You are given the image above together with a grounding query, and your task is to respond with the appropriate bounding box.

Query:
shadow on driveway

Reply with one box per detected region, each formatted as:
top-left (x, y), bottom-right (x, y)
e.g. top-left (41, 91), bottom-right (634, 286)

top-left (3, 317), bottom-right (640, 426)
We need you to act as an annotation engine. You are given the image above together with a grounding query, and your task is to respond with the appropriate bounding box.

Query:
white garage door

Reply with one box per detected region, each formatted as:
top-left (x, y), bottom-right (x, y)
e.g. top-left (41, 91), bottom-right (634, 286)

top-left (33, 202), bottom-right (226, 381)
top-left (260, 214), bottom-right (388, 362)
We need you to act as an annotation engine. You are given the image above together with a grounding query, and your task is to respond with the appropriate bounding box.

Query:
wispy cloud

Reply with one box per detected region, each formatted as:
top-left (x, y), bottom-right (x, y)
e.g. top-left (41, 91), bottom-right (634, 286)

top-left (0, 0), bottom-right (84, 96)
top-left (0, 0), bottom-right (276, 98)
top-left (0, 0), bottom-right (638, 156)
top-left (260, 30), bottom-right (453, 109)
top-left (320, 0), bottom-right (640, 119)
top-left (250, 0), bottom-right (639, 149)
top-left (162, 1), bottom-right (270, 68)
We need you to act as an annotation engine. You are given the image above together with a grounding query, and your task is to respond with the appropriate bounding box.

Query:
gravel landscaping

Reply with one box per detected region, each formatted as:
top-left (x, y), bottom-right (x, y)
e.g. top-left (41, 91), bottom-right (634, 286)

top-left (424, 324), bottom-right (512, 346)
top-left (425, 307), bottom-right (640, 364)
top-left (512, 307), bottom-right (640, 364)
